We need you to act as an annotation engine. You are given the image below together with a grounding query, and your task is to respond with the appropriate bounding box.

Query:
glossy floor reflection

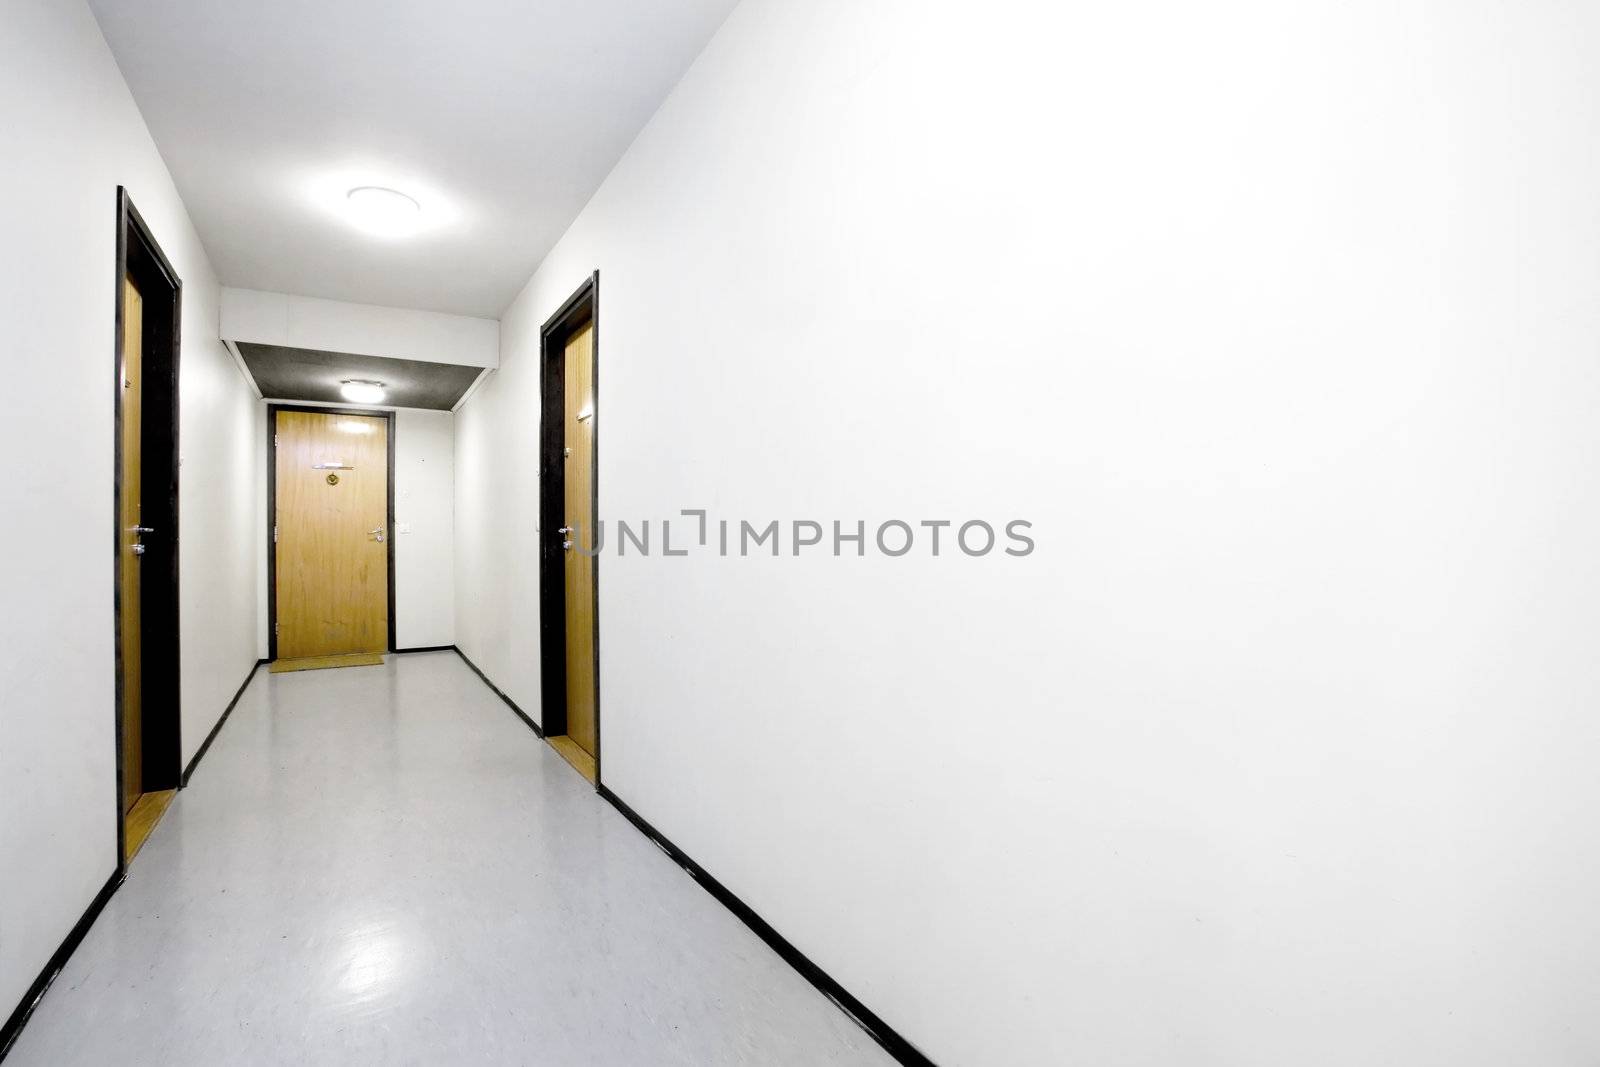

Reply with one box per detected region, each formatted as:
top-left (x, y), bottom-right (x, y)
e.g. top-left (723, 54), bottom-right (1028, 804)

top-left (7, 652), bottom-right (891, 1066)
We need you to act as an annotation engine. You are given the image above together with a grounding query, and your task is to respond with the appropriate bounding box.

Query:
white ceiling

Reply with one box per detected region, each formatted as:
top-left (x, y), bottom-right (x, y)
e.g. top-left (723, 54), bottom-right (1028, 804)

top-left (89, 0), bottom-right (739, 317)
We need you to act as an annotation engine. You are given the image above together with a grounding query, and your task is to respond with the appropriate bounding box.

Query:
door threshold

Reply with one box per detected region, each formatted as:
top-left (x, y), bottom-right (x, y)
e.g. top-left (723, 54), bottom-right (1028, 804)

top-left (547, 736), bottom-right (597, 784)
top-left (124, 788), bottom-right (176, 862)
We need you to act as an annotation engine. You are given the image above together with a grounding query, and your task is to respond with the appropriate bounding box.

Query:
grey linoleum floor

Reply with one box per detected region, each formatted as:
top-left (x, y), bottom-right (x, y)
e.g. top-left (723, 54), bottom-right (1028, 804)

top-left (7, 651), bottom-right (890, 1066)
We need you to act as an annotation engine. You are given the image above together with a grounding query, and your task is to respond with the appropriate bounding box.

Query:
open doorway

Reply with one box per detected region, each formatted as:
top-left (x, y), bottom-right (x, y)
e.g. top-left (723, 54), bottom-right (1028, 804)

top-left (114, 188), bottom-right (183, 866)
top-left (539, 272), bottom-right (601, 784)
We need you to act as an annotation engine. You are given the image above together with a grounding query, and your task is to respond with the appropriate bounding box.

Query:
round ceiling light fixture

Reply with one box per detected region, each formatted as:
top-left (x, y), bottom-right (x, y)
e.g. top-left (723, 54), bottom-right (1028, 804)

top-left (340, 379), bottom-right (386, 404)
top-left (345, 185), bottom-right (421, 236)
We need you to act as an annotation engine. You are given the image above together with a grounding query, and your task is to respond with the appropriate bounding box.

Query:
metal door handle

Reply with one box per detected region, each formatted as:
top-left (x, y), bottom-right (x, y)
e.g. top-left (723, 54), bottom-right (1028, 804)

top-left (131, 525), bottom-right (155, 535)
top-left (370, 527), bottom-right (385, 543)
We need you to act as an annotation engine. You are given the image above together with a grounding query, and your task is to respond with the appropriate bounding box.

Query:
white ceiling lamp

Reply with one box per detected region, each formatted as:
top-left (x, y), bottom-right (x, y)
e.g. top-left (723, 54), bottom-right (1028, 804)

top-left (340, 379), bottom-right (386, 404)
top-left (345, 185), bottom-right (421, 237)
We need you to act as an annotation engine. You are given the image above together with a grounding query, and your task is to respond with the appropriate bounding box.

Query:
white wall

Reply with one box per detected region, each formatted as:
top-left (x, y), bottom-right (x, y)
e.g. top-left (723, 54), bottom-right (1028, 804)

top-left (0, 0), bottom-right (260, 1024)
top-left (455, 1), bottom-right (1600, 1063)
top-left (395, 409), bottom-right (456, 648)
top-left (179, 332), bottom-right (264, 773)
top-left (221, 288), bottom-right (499, 368)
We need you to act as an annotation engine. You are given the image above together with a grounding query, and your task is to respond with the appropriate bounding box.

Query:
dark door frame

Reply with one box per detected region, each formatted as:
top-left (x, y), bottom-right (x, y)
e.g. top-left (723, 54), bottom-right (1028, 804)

top-left (265, 404), bottom-right (398, 660)
top-left (538, 271), bottom-right (602, 785)
top-left (113, 187), bottom-right (183, 872)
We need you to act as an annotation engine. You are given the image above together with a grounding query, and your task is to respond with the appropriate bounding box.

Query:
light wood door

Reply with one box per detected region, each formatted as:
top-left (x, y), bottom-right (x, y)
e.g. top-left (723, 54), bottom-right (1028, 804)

top-left (563, 325), bottom-right (597, 757)
top-left (119, 278), bottom-right (144, 814)
top-left (275, 411), bottom-right (389, 658)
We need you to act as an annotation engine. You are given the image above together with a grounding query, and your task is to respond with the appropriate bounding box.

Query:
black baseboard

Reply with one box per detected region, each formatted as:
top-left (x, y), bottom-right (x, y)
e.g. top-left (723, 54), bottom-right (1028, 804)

top-left (596, 785), bottom-right (936, 1067)
top-left (449, 649), bottom-right (930, 1062)
top-left (393, 645), bottom-right (455, 654)
top-left (453, 646), bottom-right (543, 738)
top-left (0, 869), bottom-right (123, 1063)
top-left (180, 658), bottom-right (265, 787)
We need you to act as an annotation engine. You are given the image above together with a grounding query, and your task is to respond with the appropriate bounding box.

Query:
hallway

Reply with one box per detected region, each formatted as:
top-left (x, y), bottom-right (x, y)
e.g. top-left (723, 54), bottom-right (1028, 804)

top-left (12, 0), bottom-right (1600, 1061)
top-left (4, 654), bottom-right (888, 1066)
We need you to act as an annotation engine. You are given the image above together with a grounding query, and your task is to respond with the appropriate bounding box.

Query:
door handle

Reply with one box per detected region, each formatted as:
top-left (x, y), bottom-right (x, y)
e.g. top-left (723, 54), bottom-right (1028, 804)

top-left (131, 525), bottom-right (155, 535)
top-left (370, 527), bottom-right (385, 543)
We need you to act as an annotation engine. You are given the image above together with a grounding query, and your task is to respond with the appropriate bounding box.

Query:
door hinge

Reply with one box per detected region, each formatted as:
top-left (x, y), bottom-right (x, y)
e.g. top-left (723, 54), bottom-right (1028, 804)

top-left (273, 524), bottom-right (278, 543)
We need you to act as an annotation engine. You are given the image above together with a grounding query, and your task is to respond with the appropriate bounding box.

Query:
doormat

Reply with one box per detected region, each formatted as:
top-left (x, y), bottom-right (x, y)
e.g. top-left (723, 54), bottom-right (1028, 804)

top-left (269, 653), bottom-right (385, 674)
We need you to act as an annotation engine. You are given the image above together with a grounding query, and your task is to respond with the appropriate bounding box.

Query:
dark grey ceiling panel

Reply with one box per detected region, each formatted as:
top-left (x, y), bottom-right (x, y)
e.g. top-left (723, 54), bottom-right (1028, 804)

top-left (237, 343), bottom-right (483, 410)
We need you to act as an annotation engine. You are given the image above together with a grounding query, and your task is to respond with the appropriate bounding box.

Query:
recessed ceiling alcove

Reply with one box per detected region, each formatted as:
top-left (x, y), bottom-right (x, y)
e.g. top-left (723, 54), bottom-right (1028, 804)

top-left (237, 343), bottom-right (483, 410)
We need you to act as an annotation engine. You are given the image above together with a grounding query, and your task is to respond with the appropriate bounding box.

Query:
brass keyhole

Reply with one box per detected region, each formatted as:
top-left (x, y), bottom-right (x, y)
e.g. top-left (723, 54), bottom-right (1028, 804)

top-left (326, 472), bottom-right (340, 486)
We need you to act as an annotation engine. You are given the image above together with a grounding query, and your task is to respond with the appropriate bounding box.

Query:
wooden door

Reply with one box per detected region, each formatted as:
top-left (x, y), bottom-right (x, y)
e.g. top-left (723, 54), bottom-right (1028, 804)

top-left (119, 278), bottom-right (144, 813)
top-left (274, 411), bottom-right (389, 658)
top-left (562, 325), bottom-right (597, 757)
